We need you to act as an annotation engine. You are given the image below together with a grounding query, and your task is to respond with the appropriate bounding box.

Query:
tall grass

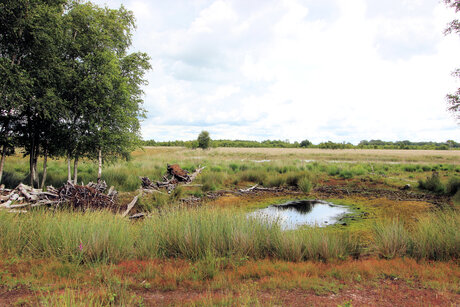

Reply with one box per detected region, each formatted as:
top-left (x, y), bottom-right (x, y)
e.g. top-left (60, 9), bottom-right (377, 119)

top-left (409, 210), bottom-right (460, 260)
top-left (0, 208), bottom-right (458, 264)
top-left (0, 210), bottom-right (135, 264)
top-left (372, 211), bottom-right (460, 260)
top-left (372, 218), bottom-right (409, 259)
top-left (0, 208), bottom-right (357, 263)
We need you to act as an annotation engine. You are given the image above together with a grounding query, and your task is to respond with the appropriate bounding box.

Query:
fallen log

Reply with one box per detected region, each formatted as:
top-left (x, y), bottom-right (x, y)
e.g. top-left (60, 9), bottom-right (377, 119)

top-left (17, 183), bottom-right (38, 202)
top-left (188, 166), bottom-right (205, 183)
top-left (0, 193), bottom-right (19, 208)
top-left (141, 164), bottom-right (205, 193)
top-left (239, 184), bottom-right (258, 193)
top-left (129, 212), bottom-right (146, 219)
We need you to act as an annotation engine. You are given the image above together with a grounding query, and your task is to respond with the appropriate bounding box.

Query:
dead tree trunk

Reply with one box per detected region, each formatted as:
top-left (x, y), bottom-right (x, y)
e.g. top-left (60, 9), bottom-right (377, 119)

top-left (0, 144), bottom-right (6, 184)
top-left (97, 148), bottom-right (102, 183)
top-left (67, 153), bottom-right (71, 182)
top-left (73, 156), bottom-right (79, 184)
top-left (40, 148), bottom-right (48, 189)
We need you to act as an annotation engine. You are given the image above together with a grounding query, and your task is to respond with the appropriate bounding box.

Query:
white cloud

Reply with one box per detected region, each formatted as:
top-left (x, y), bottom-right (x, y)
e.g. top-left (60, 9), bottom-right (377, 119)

top-left (90, 0), bottom-right (460, 143)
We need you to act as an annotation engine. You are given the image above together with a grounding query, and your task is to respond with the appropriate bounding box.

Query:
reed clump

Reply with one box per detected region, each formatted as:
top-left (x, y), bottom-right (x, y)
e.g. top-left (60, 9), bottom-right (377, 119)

top-left (372, 210), bottom-right (460, 260)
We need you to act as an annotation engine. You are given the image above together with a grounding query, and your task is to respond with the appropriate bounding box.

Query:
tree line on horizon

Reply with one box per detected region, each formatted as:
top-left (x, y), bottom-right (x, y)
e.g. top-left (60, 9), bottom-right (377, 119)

top-left (0, 1), bottom-right (151, 187)
top-left (143, 138), bottom-right (460, 150)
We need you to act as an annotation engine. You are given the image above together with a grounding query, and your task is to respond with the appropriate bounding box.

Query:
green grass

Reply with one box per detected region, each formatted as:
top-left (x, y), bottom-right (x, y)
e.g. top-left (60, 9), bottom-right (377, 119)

top-left (372, 211), bottom-right (460, 260)
top-left (409, 210), bottom-right (460, 260)
top-left (0, 208), bottom-right (458, 264)
top-left (298, 176), bottom-right (313, 193)
top-left (0, 208), bottom-right (357, 263)
top-left (2, 147), bottom-right (458, 195)
top-left (372, 218), bottom-right (409, 259)
top-left (418, 172), bottom-right (445, 193)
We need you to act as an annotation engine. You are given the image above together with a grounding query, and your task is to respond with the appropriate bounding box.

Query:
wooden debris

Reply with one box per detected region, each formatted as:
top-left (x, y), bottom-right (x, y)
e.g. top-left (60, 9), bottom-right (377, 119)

top-left (129, 212), bottom-right (146, 219)
top-left (0, 180), bottom-right (117, 212)
top-left (239, 184), bottom-right (259, 193)
top-left (86, 181), bottom-right (108, 193)
top-left (122, 194), bottom-right (139, 217)
top-left (167, 164), bottom-right (190, 182)
top-left (141, 165), bottom-right (205, 193)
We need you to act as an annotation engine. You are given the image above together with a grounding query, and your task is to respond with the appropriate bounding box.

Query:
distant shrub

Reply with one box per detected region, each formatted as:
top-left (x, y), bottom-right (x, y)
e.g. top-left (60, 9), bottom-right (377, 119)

top-left (265, 175), bottom-right (286, 187)
top-left (200, 172), bottom-right (225, 192)
top-left (402, 164), bottom-right (419, 172)
top-left (453, 191), bottom-right (460, 206)
top-left (446, 177), bottom-right (460, 196)
top-left (210, 166), bottom-right (222, 172)
top-left (285, 172), bottom-right (303, 186)
top-left (229, 163), bottom-right (238, 172)
top-left (350, 165), bottom-right (366, 176)
top-left (339, 170), bottom-right (353, 179)
top-left (327, 165), bottom-right (341, 176)
top-left (238, 164), bottom-right (248, 171)
top-left (298, 177), bottom-right (312, 193)
top-left (239, 170), bottom-right (266, 184)
top-left (418, 172), bottom-right (445, 194)
top-left (422, 165), bottom-right (432, 172)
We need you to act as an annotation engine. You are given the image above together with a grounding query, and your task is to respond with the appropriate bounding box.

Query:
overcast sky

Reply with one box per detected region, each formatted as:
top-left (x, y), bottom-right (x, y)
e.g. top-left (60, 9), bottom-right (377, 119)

top-left (92, 0), bottom-right (460, 144)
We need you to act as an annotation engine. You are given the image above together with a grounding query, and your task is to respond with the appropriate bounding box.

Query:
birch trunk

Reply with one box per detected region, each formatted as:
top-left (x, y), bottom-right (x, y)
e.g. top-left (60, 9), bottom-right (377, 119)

top-left (33, 148), bottom-right (39, 188)
top-left (97, 149), bottom-right (102, 182)
top-left (73, 156), bottom-right (79, 184)
top-left (67, 153), bottom-right (71, 182)
top-left (40, 149), bottom-right (48, 189)
top-left (0, 144), bottom-right (6, 184)
top-left (29, 139), bottom-right (35, 188)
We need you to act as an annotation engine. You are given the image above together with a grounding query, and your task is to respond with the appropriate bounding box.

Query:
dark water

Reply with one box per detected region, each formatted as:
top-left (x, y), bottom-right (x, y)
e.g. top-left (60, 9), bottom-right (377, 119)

top-left (249, 200), bottom-right (351, 230)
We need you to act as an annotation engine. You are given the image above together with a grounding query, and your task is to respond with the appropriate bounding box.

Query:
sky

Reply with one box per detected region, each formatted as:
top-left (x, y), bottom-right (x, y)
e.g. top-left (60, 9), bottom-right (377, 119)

top-left (92, 0), bottom-right (460, 144)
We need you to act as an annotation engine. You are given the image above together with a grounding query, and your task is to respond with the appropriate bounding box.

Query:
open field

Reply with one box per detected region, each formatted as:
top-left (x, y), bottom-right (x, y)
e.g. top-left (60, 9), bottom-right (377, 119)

top-left (2, 147), bottom-right (460, 192)
top-left (0, 147), bottom-right (459, 306)
top-left (208, 147), bottom-right (460, 164)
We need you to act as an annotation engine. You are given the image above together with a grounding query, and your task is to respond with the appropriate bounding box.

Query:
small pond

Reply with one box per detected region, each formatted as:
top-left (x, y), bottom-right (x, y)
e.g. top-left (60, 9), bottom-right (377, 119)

top-left (249, 200), bottom-right (351, 230)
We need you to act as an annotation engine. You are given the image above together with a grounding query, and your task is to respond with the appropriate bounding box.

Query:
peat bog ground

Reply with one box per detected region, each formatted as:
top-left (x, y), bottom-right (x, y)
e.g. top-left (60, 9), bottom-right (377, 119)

top-left (0, 147), bottom-right (459, 306)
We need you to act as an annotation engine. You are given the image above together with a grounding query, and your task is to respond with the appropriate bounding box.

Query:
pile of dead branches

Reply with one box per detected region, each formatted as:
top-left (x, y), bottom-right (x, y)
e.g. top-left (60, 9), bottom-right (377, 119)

top-left (141, 164), bottom-right (205, 192)
top-left (0, 181), bottom-right (118, 212)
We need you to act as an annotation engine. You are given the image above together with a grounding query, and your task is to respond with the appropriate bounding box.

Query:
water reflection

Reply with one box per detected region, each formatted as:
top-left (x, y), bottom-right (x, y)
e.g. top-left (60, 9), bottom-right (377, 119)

top-left (250, 200), bottom-right (350, 230)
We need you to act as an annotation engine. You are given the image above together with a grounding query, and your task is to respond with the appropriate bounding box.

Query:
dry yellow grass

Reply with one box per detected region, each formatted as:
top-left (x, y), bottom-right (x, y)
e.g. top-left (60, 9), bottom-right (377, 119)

top-left (139, 146), bottom-right (460, 164)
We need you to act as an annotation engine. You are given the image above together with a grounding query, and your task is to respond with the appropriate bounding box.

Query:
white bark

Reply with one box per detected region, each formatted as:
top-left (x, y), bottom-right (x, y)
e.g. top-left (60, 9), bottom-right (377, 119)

top-left (97, 148), bottom-right (102, 182)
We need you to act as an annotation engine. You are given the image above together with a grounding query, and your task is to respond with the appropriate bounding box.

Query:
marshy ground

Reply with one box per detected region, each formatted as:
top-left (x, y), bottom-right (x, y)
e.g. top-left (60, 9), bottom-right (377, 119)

top-left (0, 147), bottom-right (459, 306)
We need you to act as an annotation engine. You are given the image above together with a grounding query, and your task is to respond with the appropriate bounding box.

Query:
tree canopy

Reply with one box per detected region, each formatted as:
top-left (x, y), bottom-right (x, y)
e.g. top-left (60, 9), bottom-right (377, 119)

top-left (197, 131), bottom-right (211, 150)
top-left (0, 0), bottom-right (151, 186)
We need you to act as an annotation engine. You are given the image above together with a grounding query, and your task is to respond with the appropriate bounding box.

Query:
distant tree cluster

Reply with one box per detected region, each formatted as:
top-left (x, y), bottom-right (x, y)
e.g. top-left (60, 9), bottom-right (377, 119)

top-left (0, 1), bottom-right (151, 187)
top-left (444, 0), bottom-right (460, 121)
top-left (142, 139), bottom-right (459, 150)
